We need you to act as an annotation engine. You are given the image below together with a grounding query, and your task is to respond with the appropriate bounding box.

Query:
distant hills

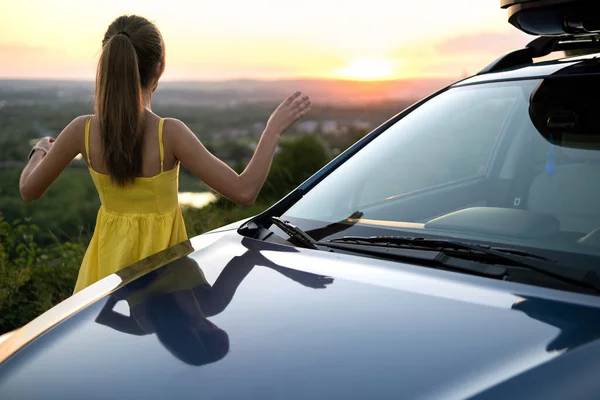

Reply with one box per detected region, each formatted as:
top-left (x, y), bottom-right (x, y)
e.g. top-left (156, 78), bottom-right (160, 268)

top-left (0, 78), bottom-right (454, 106)
top-left (155, 78), bottom-right (454, 106)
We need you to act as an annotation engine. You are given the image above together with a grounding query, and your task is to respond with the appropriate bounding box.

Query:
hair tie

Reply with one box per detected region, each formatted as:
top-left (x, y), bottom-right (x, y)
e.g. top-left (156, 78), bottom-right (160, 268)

top-left (117, 31), bottom-right (130, 38)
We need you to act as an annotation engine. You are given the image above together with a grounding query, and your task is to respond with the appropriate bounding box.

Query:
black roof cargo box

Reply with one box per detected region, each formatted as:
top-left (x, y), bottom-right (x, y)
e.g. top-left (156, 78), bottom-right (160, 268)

top-left (501, 0), bottom-right (600, 36)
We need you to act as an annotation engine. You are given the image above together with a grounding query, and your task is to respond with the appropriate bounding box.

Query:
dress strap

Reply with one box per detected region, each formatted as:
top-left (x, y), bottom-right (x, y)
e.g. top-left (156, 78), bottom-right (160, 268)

top-left (84, 115), bottom-right (93, 166)
top-left (158, 118), bottom-right (165, 173)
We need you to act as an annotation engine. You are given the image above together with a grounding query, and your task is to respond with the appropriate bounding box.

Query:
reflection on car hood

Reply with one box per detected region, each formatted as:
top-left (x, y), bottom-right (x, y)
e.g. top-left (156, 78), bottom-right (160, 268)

top-left (2, 230), bottom-right (600, 399)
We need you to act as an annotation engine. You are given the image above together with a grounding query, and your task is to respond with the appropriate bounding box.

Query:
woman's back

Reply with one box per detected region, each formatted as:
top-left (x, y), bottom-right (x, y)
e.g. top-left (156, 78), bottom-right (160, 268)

top-left (85, 113), bottom-right (180, 214)
top-left (74, 114), bottom-right (188, 293)
top-left (85, 111), bottom-right (178, 179)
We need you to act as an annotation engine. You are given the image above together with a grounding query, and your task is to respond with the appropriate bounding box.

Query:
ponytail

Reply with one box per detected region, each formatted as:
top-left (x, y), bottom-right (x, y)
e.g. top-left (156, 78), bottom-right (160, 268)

top-left (95, 33), bottom-right (144, 186)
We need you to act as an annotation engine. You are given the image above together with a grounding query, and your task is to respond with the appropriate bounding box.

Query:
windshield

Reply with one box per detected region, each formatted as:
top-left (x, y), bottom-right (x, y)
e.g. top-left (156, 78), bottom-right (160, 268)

top-left (283, 76), bottom-right (600, 272)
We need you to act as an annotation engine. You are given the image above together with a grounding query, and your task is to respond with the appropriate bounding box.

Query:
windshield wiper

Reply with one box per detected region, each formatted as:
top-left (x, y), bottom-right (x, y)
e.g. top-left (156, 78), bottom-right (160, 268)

top-left (266, 218), bottom-right (505, 278)
top-left (321, 240), bottom-right (508, 278)
top-left (327, 236), bottom-right (600, 293)
top-left (269, 217), bottom-right (319, 250)
top-left (267, 222), bottom-right (600, 293)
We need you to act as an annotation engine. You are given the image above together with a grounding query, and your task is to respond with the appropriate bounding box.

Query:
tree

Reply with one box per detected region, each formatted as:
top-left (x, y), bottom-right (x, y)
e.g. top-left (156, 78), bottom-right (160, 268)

top-left (259, 135), bottom-right (330, 201)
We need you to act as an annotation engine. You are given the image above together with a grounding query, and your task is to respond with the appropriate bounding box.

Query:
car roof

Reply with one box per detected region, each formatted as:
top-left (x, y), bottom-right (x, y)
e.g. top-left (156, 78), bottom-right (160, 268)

top-left (455, 51), bottom-right (600, 87)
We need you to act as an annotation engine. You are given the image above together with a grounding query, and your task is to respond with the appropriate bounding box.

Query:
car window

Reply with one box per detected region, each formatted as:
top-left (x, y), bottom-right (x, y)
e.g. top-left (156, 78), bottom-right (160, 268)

top-left (357, 93), bottom-right (517, 206)
top-left (286, 82), bottom-right (533, 220)
top-left (283, 77), bottom-right (600, 267)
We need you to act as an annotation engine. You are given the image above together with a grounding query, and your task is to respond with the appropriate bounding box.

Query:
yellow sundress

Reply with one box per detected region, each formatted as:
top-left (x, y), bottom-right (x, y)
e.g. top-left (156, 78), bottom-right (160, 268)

top-left (73, 115), bottom-right (188, 294)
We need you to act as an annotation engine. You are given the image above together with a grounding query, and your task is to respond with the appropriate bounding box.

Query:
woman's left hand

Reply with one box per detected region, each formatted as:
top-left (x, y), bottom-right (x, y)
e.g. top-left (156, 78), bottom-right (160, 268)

top-left (35, 136), bottom-right (55, 152)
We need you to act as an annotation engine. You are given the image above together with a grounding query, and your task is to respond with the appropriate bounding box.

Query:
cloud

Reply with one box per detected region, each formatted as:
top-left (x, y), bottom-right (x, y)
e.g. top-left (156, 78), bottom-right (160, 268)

top-left (435, 30), bottom-right (532, 57)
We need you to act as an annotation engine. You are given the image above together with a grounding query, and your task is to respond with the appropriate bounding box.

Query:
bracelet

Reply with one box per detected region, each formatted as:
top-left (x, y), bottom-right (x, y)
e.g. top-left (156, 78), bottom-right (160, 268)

top-left (28, 146), bottom-right (48, 160)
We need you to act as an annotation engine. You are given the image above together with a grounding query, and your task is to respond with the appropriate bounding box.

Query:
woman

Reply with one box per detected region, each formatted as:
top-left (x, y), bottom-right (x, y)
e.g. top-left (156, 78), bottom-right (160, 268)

top-left (18, 15), bottom-right (312, 294)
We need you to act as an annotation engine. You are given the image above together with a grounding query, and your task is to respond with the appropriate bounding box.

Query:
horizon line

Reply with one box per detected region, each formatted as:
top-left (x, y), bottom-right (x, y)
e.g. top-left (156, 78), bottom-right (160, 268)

top-left (0, 75), bottom-right (458, 84)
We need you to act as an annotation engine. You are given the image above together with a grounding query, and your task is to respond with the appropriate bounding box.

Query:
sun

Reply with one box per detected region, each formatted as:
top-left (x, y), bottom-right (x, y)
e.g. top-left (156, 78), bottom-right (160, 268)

top-left (336, 57), bottom-right (399, 81)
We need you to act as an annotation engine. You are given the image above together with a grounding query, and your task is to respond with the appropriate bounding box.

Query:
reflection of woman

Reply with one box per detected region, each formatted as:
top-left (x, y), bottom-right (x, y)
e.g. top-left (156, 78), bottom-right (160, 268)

top-left (96, 250), bottom-right (333, 365)
top-left (96, 256), bottom-right (230, 366)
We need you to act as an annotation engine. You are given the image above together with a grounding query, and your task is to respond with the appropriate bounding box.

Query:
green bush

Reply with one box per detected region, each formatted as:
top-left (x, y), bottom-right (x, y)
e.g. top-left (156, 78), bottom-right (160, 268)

top-left (0, 214), bottom-right (86, 334)
top-left (259, 135), bottom-right (330, 202)
top-left (0, 168), bottom-right (99, 245)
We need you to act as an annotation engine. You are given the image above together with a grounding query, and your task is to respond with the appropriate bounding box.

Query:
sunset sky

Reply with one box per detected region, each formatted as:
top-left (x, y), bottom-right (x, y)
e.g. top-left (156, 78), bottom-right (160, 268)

top-left (0, 0), bottom-right (533, 81)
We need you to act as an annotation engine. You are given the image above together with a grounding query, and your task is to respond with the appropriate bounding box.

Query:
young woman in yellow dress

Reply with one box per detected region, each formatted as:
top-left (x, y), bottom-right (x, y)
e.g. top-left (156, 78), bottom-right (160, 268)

top-left (19, 15), bottom-right (312, 294)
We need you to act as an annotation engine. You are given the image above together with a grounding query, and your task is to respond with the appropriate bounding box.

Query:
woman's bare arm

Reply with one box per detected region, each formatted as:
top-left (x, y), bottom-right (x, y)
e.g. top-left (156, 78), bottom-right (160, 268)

top-left (19, 116), bottom-right (87, 202)
top-left (169, 92), bottom-right (311, 206)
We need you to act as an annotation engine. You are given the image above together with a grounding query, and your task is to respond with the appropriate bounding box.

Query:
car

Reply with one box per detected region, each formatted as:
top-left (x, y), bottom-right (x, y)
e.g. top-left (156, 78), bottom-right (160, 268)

top-left (2, 2), bottom-right (600, 399)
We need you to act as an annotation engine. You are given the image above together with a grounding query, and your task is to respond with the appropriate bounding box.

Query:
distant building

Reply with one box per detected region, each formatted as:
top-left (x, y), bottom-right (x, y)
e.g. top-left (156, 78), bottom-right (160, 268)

top-left (218, 128), bottom-right (249, 140)
top-left (321, 120), bottom-right (339, 135)
top-left (252, 122), bottom-right (266, 136)
top-left (352, 120), bottom-right (372, 131)
top-left (296, 120), bottom-right (319, 134)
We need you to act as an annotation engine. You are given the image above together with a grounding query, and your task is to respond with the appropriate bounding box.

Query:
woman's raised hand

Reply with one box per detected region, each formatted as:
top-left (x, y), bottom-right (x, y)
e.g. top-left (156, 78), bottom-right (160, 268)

top-left (265, 92), bottom-right (311, 136)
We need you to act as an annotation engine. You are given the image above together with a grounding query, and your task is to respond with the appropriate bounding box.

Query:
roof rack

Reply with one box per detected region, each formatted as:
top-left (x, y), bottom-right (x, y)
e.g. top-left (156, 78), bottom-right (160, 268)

top-left (478, 35), bottom-right (600, 74)
top-left (500, 0), bottom-right (600, 36)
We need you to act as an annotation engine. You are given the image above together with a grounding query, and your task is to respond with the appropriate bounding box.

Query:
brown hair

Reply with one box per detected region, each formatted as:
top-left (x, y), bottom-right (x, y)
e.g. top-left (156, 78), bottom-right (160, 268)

top-left (95, 15), bottom-right (165, 186)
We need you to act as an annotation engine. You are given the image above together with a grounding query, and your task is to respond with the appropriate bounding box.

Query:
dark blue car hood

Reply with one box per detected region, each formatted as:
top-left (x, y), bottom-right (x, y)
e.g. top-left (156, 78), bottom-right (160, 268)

top-left (2, 229), bottom-right (600, 399)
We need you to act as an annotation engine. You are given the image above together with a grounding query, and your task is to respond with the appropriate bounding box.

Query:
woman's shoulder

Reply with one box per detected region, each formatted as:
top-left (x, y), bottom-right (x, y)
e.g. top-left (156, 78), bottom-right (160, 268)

top-left (67, 114), bottom-right (94, 134)
top-left (70, 114), bottom-right (94, 128)
top-left (161, 117), bottom-right (187, 130)
top-left (56, 115), bottom-right (94, 142)
top-left (160, 117), bottom-right (194, 143)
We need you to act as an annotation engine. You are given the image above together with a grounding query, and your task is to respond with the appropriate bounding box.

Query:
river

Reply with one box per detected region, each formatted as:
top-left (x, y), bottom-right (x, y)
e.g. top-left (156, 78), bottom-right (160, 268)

top-left (178, 192), bottom-right (217, 209)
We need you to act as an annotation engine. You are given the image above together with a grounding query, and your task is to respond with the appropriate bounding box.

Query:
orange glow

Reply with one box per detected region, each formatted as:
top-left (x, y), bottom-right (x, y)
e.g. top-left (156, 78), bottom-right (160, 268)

top-left (0, 1), bottom-right (530, 81)
top-left (336, 57), bottom-right (399, 81)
